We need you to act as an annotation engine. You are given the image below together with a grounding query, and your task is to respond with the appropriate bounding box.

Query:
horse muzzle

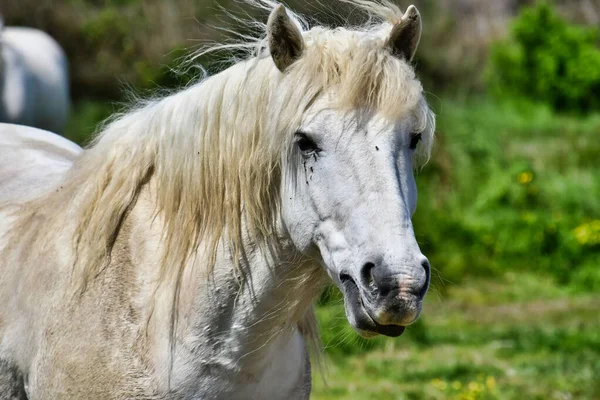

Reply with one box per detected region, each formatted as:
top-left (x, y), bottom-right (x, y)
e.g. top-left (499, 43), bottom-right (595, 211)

top-left (340, 259), bottom-right (430, 337)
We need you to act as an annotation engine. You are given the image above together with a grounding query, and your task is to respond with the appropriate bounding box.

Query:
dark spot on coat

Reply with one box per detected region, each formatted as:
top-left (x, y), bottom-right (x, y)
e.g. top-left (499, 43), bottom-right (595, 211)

top-left (375, 146), bottom-right (379, 151)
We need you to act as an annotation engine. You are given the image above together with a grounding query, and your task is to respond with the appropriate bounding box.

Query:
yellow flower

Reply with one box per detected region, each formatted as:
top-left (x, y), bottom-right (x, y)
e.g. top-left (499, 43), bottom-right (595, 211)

top-left (518, 171), bottom-right (533, 184)
top-left (468, 381), bottom-right (482, 392)
top-left (486, 376), bottom-right (496, 390)
top-left (431, 378), bottom-right (448, 390)
top-left (452, 381), bottom-right (462, 390)
top-left (573, 220), bottom-right (600, 246)
top-left (574, 225), bottom-right (590, 245)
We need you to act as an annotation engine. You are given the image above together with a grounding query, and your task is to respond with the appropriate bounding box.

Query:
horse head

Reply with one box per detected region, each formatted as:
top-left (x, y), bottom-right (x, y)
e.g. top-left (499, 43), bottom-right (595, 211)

top-left (271, 4), bottom-right (433, 338)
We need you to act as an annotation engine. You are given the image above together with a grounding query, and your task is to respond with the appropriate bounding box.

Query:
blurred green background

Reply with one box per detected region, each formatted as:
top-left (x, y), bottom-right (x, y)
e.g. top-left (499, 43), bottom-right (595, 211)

top-left (3, 0), bottom-right (599, 398)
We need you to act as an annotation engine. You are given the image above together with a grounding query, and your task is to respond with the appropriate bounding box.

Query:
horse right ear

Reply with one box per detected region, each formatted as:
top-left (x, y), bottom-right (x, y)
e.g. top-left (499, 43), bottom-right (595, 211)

top-left (385, 5), bottom-right (422, 62)
top-left (267, 5), bottom-right (304, 72)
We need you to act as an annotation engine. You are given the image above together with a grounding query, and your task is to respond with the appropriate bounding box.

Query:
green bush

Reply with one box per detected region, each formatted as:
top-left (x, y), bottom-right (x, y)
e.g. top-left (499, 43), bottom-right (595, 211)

top-left (413, 96), bottom-right (600, 292)
top-left (488, 2), bottom-right (600, 112)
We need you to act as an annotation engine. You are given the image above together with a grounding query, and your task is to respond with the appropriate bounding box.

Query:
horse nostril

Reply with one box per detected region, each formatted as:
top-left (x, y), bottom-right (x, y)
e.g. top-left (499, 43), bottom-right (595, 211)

top-left (339, 272), bottom-right (352, 284)
top-left (418, 259), bottom-right (431, 299)
top-left (360, 262), bottom-right (376, 290)
top-left (421, 259), bottom-right (430, 280)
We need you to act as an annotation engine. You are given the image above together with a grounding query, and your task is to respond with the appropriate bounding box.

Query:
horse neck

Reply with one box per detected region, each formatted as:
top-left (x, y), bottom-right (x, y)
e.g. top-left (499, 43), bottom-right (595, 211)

top-left (131, 181), bottom-right (326, 383)
top-left (179, 216), bottom-right (325, 363)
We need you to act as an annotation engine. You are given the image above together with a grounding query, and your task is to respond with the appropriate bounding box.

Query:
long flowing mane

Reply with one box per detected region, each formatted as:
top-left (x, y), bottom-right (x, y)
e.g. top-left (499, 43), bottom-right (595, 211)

top-left (8, 0), bottom-right (434, 340)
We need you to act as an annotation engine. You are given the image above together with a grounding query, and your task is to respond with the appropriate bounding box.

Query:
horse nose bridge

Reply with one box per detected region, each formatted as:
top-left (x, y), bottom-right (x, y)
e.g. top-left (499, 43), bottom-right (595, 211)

top-left (348, 206), bottom-right (422, 259)
top-left (350, 203), bottom-right (414, 246)
top-left (352, 164), bottom-right (412, 221)
top-left (358, 220), bottom-right (421, 259)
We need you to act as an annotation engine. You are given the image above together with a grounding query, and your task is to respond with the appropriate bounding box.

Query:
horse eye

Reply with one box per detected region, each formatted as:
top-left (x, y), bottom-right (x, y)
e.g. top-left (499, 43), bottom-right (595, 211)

top-left (295, 132), bottom-right (319, 153)
top-left (410, 133), bottom-right (422, 150)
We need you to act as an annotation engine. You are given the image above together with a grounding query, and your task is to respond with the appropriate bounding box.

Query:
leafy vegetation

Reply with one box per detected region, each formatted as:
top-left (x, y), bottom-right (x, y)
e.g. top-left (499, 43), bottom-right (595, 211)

top-left (415, 97), bottom-right (600, 291)
top-left (488, 2), bottom-right (600, 112)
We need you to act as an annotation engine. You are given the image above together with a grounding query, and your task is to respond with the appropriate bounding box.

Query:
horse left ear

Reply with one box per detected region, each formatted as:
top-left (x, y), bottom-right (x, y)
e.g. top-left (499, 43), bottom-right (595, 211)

top-left (267, 5), bottom-right (304, 72)
top-left (385, 5), bottom-right (422, 62)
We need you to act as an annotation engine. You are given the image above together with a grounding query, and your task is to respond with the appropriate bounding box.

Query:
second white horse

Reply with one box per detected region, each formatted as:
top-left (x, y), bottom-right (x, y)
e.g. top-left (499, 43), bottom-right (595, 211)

top-left (0, 19), bottom-right (70, 134)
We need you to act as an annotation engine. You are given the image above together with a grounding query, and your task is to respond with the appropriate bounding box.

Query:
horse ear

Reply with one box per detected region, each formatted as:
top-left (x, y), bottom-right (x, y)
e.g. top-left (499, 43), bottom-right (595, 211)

top-left (385, 5), bottom-right (422, 62)
top-left (267, 5), bottom-right (304, 72)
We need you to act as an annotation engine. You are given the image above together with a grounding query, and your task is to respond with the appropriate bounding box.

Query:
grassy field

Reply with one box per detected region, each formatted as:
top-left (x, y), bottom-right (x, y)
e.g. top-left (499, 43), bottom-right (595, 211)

top-left (312, 273), bottom-right (599, 399)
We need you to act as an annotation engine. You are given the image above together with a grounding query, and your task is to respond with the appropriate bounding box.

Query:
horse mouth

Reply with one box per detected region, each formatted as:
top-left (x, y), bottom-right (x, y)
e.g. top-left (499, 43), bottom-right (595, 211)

top-left (340, 275), bottom-right (406, 338)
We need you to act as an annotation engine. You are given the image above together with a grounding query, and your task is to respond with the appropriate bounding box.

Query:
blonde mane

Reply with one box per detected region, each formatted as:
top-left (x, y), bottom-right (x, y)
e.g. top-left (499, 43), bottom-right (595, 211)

top-left (14, 0), bottom-right (435, 314)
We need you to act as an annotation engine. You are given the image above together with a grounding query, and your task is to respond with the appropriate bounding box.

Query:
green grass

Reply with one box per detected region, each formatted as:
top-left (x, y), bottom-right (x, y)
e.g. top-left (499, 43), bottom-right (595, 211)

top-left (312, 273), bottom-right (600, 400)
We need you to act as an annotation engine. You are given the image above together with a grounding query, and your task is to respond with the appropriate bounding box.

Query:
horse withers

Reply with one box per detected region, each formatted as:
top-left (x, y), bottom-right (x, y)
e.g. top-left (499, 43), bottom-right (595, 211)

top-left (0, 1), bottom-right (435, 398)
top-left (0, 19), bottom-right (70, 134)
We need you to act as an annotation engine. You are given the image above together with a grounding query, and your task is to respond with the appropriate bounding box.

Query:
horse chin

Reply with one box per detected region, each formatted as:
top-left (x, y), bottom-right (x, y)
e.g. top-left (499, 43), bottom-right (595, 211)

top-left (340, 276), bottom-right (406, 338)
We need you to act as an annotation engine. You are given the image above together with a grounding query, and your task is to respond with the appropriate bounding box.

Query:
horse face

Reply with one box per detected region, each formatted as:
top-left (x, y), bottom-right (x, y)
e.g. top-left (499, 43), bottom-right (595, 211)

top-left (282, 101), bottom-right (430, 338)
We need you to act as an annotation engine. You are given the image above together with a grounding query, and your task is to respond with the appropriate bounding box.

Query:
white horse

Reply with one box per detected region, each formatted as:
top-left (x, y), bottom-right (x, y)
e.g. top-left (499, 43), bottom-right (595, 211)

top-left (0, 1), bottom-right (435, 398)
top-left (0, 18), bottom-right (70, 134)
